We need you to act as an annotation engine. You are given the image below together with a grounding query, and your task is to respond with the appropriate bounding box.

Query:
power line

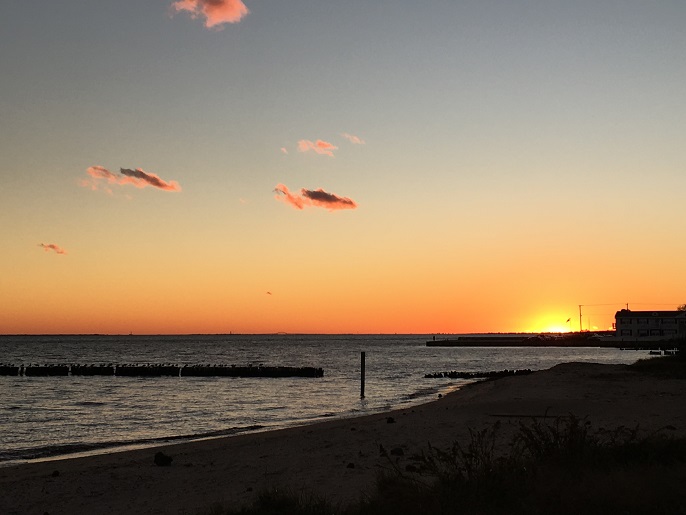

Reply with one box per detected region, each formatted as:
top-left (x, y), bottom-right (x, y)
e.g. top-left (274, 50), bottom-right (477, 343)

top-left (581, 303), bottom-right (626, 306)
top-left (627, 303), bottom-right (683, 306)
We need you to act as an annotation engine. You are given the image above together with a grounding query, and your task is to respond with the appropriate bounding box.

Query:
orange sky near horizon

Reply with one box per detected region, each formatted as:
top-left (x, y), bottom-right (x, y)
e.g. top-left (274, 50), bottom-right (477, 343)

top-left (2, 230), bottom-right (682, 334)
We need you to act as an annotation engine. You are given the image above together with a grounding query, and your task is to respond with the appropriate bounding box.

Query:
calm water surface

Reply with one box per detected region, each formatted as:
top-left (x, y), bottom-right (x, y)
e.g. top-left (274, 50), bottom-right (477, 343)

top-left (0, 334), bottom-right (649, 464)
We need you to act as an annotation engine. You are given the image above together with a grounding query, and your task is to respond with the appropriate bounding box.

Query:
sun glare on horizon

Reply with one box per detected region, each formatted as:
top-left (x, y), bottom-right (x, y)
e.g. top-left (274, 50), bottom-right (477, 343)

top-left (525, 314), bottom-right (575, 334)
top-left (542, 325), bottom-right (572, 334)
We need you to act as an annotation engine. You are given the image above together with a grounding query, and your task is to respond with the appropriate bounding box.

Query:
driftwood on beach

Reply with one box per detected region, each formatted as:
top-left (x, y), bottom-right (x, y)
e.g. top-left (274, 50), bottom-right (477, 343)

top-left (0, 363), bottom-right (324, 378)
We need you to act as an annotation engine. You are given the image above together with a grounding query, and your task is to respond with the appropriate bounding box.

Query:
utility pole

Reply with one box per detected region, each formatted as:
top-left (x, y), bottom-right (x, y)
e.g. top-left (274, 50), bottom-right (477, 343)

top-left (578, 305), bottom-right (583, 333)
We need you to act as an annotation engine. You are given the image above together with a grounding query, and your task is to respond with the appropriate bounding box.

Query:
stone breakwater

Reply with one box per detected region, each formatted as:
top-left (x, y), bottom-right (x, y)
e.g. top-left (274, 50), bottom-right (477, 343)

top-left (424, 369), bottom-right (533, 379)
top-left (0, 364), bottom-right (324, 378)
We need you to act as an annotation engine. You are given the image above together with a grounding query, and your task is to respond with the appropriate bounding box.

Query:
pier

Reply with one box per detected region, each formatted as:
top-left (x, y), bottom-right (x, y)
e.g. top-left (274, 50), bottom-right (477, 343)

top-left (427, 332), bottom-right (616, 347)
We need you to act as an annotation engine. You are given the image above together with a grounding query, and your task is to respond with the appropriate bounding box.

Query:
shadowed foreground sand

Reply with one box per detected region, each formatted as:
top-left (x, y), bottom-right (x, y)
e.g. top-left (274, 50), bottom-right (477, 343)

top-left (2, 362), bottom-right (685, 515)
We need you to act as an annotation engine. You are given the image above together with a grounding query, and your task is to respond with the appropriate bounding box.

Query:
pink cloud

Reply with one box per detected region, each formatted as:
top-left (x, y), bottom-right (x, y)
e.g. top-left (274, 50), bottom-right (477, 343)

top-left (302, 188), bottom-right (358, 210)
top-left (341, 133), bottom-right (365, 145)
top-left (86, 165), bottom-right (118, 182)
top-left (172, 0), bottom-right (249, 28)
top-left (280, 147), bottom-right (289, 155)
top-left (274, 184), bottom-right (307, 210)
top-left (82, 166), bottom-right (181, 192)
top-left (39, 243), bottom-right (67, 255)
top-left (118, 168), bottom-right (181, 191)
top-left (297, 139), bottom-right (338, 157)
top-left (274, 184), bottom-right (357, 211)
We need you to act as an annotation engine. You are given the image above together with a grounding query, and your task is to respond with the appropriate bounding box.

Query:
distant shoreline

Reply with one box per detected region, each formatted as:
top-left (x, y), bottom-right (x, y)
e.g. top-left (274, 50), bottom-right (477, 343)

top-left (0, 332), bottom-right (583, 337)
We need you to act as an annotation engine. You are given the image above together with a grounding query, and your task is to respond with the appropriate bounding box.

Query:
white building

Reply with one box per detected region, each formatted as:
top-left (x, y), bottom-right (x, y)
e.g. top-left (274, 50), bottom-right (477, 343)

top-left (615, 309), bottom-right (686, 341)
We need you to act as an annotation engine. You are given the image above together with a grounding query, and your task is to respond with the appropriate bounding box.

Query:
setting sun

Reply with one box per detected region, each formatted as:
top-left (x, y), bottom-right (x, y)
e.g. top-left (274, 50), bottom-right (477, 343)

top-left (524, 313), bottom-right (575, 334)
top-left (542, 325), bottom-right (572, 334)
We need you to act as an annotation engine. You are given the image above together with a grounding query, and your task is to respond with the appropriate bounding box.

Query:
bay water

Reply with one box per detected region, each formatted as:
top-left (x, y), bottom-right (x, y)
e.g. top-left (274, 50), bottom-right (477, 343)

top-left (0, 334), bottom-right (649, 464)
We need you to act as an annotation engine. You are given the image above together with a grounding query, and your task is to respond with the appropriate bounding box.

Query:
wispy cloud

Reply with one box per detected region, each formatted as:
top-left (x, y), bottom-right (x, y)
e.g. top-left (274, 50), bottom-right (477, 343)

top-left (172, 0), bottom-right (249, 28)
top-left (274, 184), bottom-right (357, 211)
top-left (274, 184), bottom-right (307, 209)
top-left (280, 147), bottom-right (289, 155)
top-left (119, 168), bottom-right (181, 191)
top-left (297, 139), bottom-right (338, 157)
top-left (341, 133), bottom-right (365, 145)
top-left (39, 243), bottom-right (67, 255)
top-left (82, 166), bottom-right (181, 192)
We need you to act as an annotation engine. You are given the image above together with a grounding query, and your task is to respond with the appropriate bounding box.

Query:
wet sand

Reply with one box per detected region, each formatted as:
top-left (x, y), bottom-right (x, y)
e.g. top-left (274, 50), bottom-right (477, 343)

top-left (2, 362), bottom-right (684, 514)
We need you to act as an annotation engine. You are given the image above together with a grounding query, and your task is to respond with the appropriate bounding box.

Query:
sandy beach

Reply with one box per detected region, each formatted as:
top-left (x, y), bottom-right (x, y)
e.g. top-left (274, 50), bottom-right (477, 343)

top-left (2, 361), bottom-right (684, 515)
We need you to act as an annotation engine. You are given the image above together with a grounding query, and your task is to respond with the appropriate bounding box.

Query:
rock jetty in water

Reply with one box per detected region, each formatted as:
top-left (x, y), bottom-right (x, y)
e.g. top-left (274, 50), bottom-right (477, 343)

top-left (0, 363), bottom-right (324, 378)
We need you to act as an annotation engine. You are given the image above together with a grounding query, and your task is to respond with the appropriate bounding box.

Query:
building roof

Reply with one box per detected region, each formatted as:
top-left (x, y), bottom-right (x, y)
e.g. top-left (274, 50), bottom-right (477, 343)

top-left (615, 309), bottom-right (686, 318)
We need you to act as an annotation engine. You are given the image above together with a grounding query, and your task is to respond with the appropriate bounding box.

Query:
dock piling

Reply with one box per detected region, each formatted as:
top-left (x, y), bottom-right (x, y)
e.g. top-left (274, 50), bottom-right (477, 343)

top-left (360, 351), bottom-right (366, 399)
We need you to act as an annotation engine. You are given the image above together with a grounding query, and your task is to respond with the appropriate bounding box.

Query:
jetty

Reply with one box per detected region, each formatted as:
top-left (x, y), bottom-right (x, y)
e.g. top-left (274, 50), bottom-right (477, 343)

top-left (427, 332), bottom-right (616, 347)
top-left (425, 369), bottom-right (533, 379)
top-left (0, 364), bottom-right (324, 378)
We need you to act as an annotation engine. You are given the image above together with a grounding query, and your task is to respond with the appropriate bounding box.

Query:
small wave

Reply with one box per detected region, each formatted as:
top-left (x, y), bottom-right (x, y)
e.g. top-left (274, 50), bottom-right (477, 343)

top-left (256, 406), bottom-right (286, 412)
top-left (402, 385), bottom-right (441, 400)
top-left (73, 401), bottom-right (106, 407)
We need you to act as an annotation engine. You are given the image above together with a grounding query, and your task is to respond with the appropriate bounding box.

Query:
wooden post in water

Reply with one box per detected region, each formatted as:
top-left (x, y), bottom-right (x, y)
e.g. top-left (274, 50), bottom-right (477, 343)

top-left (360, 351), bottom-right (366, 398)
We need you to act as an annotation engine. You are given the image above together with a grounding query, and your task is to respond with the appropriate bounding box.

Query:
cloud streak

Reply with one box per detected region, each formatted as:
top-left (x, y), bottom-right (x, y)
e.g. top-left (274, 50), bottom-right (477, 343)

top-left (172, 0), bottom-right (249, 28)
top-left (274, 184), bottom-right (357, 211)
top-left (297, 139), bottom-right (338, 157)
top-left (119, 168), bottom-right (181, 191)
top-left (39, 243), bottom-right (67, 255)
top-left (341, 133), bottom-right (365, 145)
top-left (82, 166), bottom-right (181, 192)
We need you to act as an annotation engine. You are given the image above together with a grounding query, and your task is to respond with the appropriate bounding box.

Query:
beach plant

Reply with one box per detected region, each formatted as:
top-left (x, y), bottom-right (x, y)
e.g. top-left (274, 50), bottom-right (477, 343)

top-left (364, 421), bottom-right (528, 514)
top-left (629, 349), bottom-right (686, 379)
top-left (364, 416), bottom-right (686, 515)
top-left (512, 414), bottom-right (596, 466)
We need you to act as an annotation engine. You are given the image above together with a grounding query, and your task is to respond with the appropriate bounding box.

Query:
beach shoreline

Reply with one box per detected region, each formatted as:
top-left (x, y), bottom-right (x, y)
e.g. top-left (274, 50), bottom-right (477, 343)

top-left (0, 380), bottom-right (466, 468)
top-left (2, 361), bottom-right (684, 514)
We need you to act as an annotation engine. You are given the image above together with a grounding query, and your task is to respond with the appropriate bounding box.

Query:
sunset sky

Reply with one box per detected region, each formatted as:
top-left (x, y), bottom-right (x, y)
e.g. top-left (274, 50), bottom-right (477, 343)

top-left (1, 1), bottom-right (685, 334)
